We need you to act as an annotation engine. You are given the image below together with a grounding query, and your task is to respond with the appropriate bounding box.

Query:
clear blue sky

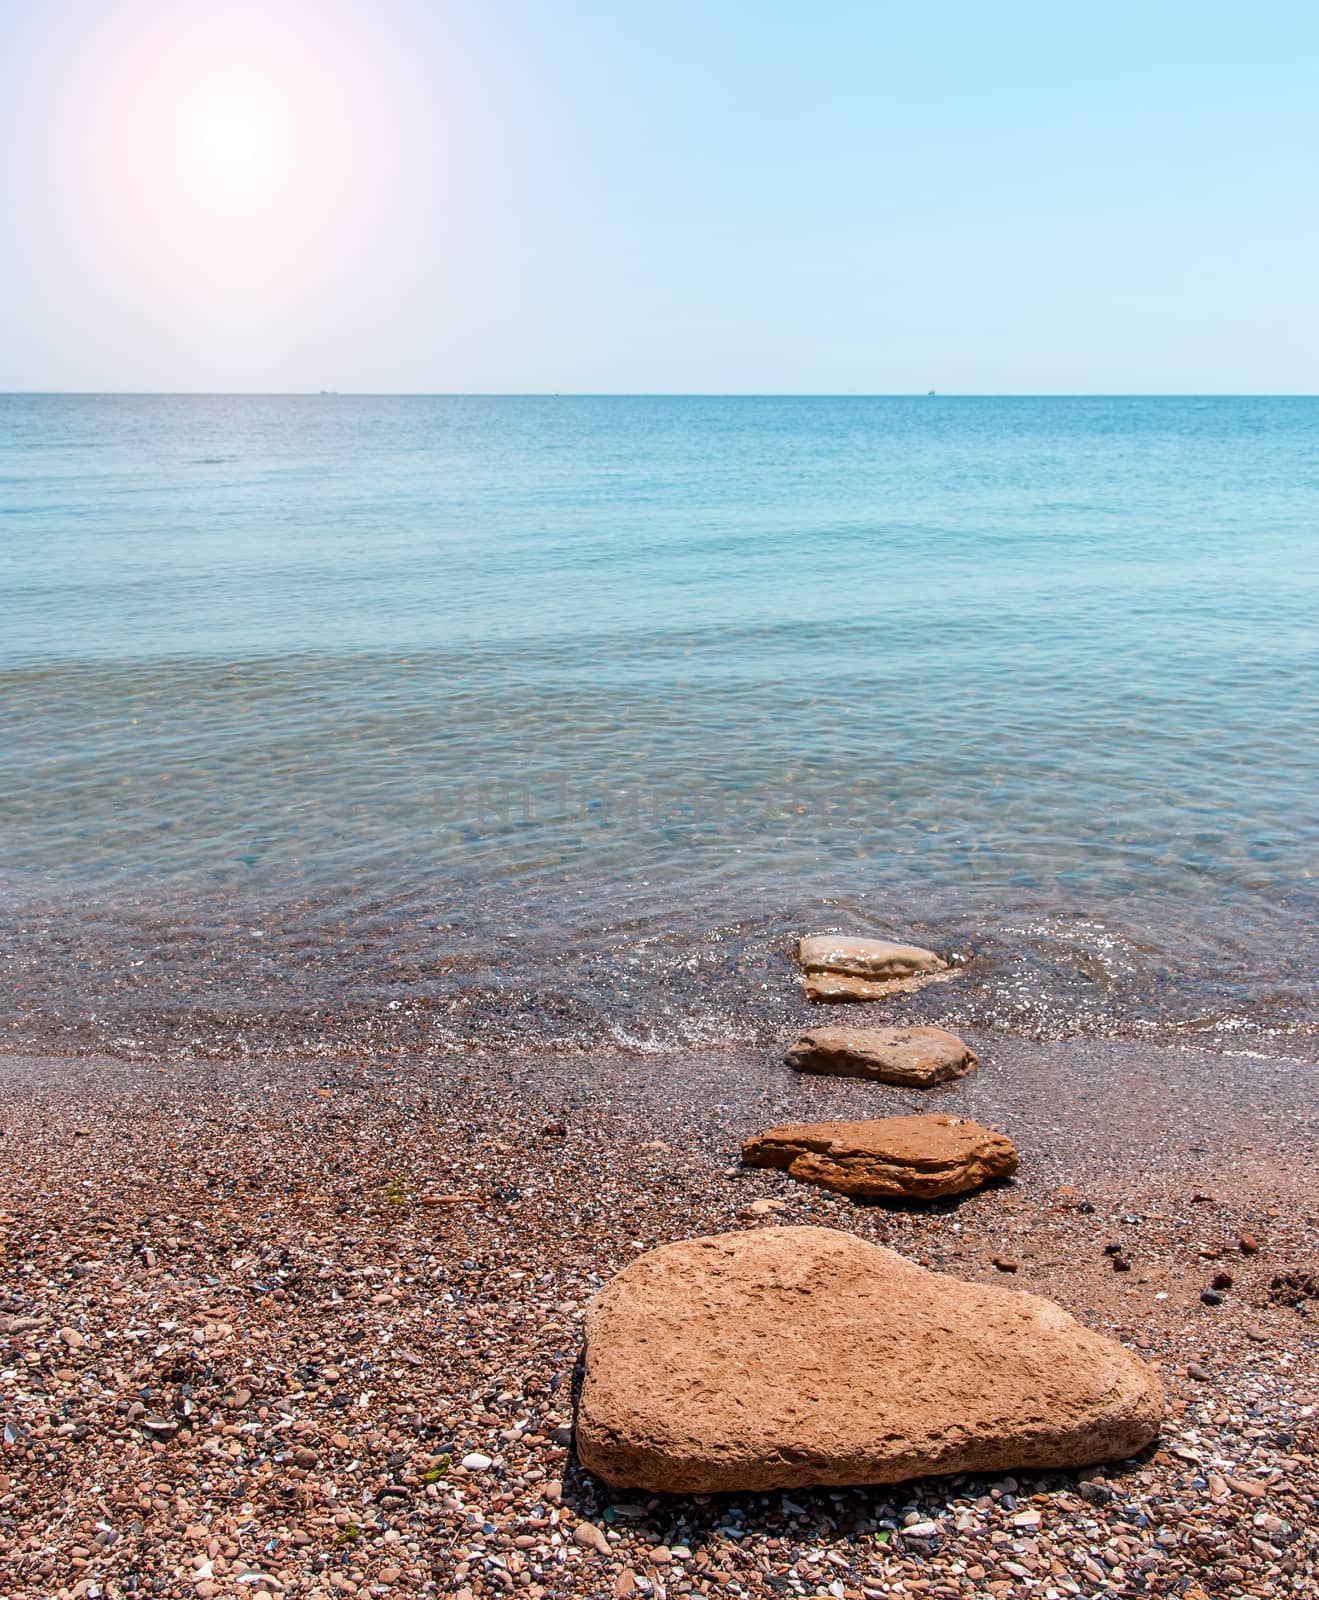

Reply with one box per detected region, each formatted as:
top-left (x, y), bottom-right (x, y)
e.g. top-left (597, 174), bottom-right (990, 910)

top-left (2, 0), bottom-right (1316, 392)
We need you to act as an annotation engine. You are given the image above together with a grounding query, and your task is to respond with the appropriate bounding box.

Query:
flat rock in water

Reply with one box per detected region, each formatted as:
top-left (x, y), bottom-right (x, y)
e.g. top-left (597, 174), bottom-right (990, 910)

top-left (797, 935), bottom-right (947, 1002)
top-left (576, 1225), bottom-right (1163, 1493)
top-left (742, 1114), bottom-right (1016, 1198)
top-left (785, 1024), bottom-right (977, 1085)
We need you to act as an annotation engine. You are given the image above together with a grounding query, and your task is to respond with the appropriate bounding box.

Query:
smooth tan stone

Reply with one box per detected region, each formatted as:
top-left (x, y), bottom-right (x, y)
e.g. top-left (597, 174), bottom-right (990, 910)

top-left (785, 1024), bottom-right (977, 1085)
top-left (798, 934), bottom-right (946, 979)
top-left (797, 935), bottom-right (948, 1002)
top-left (576, 1226), bottom-right (1164, 1492)
top-left (741, 1114), bottom-right (1017, 1198)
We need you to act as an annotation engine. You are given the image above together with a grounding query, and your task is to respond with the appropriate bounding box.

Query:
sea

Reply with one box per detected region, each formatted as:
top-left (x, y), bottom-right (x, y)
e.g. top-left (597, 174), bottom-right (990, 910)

top-left (2, 393), bottom-right (1316, 1060)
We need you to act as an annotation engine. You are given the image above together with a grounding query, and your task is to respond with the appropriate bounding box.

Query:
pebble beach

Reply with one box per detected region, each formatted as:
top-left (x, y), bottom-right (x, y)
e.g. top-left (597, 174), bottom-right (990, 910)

top-left (2, 1021), bottom-right (1317, 1600)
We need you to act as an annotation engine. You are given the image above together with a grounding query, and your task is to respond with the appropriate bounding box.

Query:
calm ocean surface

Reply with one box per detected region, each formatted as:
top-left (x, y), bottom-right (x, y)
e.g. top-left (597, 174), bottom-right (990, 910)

top-left (2, 394), bottom-right (1316, 1056)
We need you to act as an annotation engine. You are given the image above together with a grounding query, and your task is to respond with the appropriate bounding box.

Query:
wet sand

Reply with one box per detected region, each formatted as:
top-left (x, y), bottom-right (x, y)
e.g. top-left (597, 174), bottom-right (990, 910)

top-left (1, 1033), bottom-right (1317, 1598)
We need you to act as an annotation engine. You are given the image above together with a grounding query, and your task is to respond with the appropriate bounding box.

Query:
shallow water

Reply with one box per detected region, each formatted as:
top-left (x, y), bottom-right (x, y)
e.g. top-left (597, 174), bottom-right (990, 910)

top-left (2, 394), bottom-right (1316, 1054)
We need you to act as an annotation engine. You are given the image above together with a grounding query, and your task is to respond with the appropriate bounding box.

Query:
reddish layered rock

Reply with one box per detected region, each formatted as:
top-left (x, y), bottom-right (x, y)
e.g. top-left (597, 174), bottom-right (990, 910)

top-left (742, 1114), bottom-right (1017, 1198)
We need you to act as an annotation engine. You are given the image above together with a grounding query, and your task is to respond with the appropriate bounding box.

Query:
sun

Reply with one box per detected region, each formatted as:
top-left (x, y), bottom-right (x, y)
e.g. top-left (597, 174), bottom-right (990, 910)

top-left (197, 102), bottom-right (272, 175)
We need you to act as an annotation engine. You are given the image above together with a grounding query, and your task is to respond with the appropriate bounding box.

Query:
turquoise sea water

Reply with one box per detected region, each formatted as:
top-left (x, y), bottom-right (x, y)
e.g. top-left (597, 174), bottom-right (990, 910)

top-left (1, 395), bottom-right (1316, 1054)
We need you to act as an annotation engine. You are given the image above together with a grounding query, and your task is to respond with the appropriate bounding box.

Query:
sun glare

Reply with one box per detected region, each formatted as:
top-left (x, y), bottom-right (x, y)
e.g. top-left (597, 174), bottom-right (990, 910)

top-left (170, 81), bottom-right (308, 219)
top-left (198, 104), bottom-right (270, 173)
top-left (74, 3), bottom-right (410, 308)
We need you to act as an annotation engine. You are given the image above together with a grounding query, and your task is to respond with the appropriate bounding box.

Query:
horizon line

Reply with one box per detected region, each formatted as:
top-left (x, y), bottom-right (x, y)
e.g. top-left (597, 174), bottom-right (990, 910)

top-left (3, 390), bottom-right (1318, 400)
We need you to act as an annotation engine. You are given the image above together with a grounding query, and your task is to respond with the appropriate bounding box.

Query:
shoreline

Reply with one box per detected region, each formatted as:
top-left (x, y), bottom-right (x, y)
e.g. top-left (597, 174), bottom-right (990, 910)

top-left (2, 878), bottom-right (1316, 1070)
top-left (2, 1038), bottom-right (1317, 1597)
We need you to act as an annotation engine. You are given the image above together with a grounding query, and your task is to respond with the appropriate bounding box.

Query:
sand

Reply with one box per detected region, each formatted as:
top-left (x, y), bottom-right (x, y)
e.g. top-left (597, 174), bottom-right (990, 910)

top-left (1, 1033), bottom-right (1317, 1598)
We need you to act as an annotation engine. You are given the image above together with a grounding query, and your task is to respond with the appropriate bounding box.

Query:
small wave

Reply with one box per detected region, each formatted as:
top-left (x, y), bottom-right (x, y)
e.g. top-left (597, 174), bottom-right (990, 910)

top-left (0, 871), bottom-right (1314, 1066)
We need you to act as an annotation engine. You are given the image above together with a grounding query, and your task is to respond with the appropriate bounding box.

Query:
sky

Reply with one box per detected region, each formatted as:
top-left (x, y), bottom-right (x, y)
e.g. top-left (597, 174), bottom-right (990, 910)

top-left (1, 0), bottom-right (1317, 393)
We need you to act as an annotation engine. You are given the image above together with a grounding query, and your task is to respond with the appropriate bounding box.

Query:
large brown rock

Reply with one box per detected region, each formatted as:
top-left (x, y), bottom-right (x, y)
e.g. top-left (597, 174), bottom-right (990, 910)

top-left (786, 1024), bottom-right (977, 1085)
top-left (797, 935), bottom-right (948, 1002)
top-left (576, 1226), bottom-right (1163, 1493)
top-left (742, 1114), bottom-right (1016, 1198)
